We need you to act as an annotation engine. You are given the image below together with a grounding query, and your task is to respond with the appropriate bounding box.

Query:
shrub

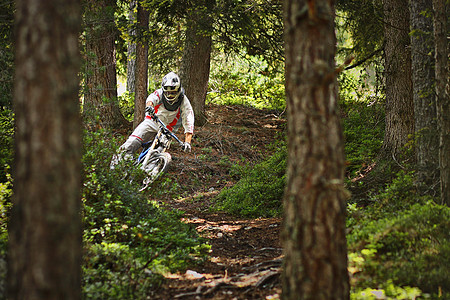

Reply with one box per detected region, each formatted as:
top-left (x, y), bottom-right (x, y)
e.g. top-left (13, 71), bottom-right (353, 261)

top-left (347, 170), bottom-right (450, 298)
top-left (340, 98), bottom-right (384, 180)
top-left (0, 109), bottom-right (14, 183)
top-left (0, 180), bottom-right (11, 297)
top-left (213, 142), bottom-right (286, 217)
top-left (82, 129), bottom-right (209, 299)
top-left (83, 242), bottom-right (156, 300)
top-left (118, 91), bottom-right (135, 122)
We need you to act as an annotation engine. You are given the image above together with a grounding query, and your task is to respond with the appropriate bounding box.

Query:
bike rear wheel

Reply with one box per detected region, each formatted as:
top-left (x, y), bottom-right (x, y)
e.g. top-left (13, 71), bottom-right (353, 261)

top-left (140, 152), bottom-right (172, 191)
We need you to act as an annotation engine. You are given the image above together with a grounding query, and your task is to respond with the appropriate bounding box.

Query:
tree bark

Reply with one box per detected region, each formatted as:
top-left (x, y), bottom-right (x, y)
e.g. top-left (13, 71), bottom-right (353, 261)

top-left (133, 1), bottom-right (149, 128)
top-left (83, 0), bottom-right (130, 131)
top-left (8, 0), bottom-right (82, 299)
top-left (127, 0), bottom-right (137, 94)
top-left (179, 5), bottom-right (213, 127)
top-left (409, 0), bottom-right (439, 194)
top-left (381, 0), bottom-right (414, 158)
top-left (282, 0), bottom-right (350, 299)
top-left (432, 0), bottom-right (450, 206)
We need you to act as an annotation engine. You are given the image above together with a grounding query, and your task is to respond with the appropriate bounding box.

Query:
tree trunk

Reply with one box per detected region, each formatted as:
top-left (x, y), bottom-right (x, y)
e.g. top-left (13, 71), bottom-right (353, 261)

top-left (133, 1), bottom-right (149, 128)
top-left (8, 0), bottom-right (82, 299)
top-left (127, 0), bottom-right (137, 94)
top-left (409, 0), bottom-right (439, 194)
top-left (179, 5), bottom-right (213, 127)
top-left (83, 0), bottom-right (130, 131)
top-left (432, 0), bottom-right (450, 206)
top-left (381, 0), bottom-right (414, 158)
top-left (282, 0), bottom-right (350, 299)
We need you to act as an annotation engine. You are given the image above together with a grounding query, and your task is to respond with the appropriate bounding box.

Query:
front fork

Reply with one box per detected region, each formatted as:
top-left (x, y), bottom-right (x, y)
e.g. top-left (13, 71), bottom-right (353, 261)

top-left (141, 130), bottom-right (171, 166)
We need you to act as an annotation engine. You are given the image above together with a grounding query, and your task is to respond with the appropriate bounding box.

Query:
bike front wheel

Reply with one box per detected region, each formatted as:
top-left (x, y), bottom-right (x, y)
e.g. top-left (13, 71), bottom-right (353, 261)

top-left (140, 152), bottom-right (172, 190)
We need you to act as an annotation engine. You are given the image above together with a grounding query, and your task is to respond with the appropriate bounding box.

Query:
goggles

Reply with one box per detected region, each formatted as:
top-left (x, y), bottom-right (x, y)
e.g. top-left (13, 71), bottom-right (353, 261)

top-left (163, 85), bottom-right (178, 91)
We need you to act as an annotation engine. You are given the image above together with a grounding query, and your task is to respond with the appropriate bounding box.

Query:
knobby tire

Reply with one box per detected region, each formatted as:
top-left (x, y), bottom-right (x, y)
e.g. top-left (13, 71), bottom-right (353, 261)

top-left (140, 152), bottom-right (172, 191)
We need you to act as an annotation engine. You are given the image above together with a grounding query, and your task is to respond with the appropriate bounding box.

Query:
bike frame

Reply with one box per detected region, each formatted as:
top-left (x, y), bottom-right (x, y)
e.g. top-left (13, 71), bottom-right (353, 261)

top-left (136, 113), bottom-right (184, 167)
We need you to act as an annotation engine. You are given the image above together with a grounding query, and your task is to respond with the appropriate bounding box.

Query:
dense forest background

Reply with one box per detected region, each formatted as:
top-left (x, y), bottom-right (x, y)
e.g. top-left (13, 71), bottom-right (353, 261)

top-left (0, 0), bottom-right (449, 299)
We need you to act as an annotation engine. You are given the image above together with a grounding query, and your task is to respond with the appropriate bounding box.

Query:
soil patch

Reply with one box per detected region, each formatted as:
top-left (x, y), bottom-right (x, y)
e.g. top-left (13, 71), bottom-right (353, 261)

top-left (151, 104), bottom-right (286, 299)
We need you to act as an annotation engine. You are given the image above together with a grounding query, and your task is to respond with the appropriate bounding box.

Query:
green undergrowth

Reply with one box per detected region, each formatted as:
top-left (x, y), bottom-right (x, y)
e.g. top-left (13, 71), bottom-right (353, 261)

top-left (207, 54), bottom-right (285, 111)
top-left (82, 130), bottom-right (210, 299)
top-left (0, 109), bottom-right (13, 296)
top-left (347, 170), bottom-right (450, 299)
top-left (341, 98), bottom-right (384, 180)
top-left (214, 145), bottom-right (448, 298)
top-left (213, 141), bottom-right (286, 218)
top-left (0, 109), bottom-right (13, 183)
top-left (212, 95), bottom-right (384, 218)
top-left (210, 93), bottom-right (448, 298)
top-left (0, 180), bottom-right (10, 298)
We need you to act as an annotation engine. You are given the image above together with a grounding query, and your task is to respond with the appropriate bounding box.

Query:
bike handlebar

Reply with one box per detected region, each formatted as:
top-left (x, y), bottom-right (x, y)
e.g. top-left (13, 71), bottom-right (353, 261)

top-left (149, 112), bottom-right (185, 147)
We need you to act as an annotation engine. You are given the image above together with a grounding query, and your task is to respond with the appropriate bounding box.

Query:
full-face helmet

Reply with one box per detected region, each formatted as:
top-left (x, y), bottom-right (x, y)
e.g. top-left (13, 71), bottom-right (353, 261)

top-left (161, 72), bottom-right (181, 104)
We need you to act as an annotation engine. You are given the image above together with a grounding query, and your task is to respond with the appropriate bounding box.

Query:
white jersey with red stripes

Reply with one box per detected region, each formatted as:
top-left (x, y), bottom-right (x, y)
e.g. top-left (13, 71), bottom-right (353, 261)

top-left (145, 88), bottom-right (195, 134)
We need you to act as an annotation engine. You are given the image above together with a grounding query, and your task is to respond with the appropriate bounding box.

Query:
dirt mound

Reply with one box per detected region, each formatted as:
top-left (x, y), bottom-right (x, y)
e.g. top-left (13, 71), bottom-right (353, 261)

top-left (151, 104), bottom-right (286, 299)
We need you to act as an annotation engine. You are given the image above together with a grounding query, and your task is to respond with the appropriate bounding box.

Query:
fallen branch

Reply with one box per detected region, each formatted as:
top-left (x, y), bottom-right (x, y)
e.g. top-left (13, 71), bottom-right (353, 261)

top-left (242, 257), bottom-right (283, 271)
top-left (255, 271), bottom-right (280, 288)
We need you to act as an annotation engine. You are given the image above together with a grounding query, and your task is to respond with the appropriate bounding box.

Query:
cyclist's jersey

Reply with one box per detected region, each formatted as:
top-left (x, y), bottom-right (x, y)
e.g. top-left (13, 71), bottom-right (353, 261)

top-left (145, 88), bottom-right (195, 134)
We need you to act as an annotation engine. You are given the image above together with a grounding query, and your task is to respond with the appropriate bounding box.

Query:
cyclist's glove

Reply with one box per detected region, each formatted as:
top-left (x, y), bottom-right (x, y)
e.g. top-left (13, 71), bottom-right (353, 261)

top-left (145, 106), bottom-right (155, 115)
top-left (182, 142), bottom-right (191, 153)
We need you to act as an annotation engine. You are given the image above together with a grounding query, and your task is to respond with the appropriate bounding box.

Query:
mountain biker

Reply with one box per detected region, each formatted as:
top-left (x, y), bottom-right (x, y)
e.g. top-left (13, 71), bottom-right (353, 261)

top-left (116, 72), bottom-right (194, 162)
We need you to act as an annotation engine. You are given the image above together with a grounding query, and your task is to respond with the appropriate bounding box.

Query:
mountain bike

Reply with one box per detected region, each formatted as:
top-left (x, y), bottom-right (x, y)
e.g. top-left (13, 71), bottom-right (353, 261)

top-left (136, 110), bottom-right (186, 191)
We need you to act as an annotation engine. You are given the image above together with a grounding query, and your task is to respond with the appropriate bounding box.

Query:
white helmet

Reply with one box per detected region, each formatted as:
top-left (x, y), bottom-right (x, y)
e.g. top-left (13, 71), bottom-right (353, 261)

top-left (161, 72), bottom-right (181, 103)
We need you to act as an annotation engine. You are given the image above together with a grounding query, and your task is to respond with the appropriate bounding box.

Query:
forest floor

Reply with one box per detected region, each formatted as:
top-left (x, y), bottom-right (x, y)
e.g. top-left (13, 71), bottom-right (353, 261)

top-left (149, 104), bottom-right (286, 300)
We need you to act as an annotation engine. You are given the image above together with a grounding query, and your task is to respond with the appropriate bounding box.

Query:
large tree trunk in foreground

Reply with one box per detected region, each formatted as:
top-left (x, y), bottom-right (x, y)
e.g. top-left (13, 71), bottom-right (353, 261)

top-left (282, 0), bottom-right (350, 299)
top-left (8, 0), bottom-right (82, 298)
top-left (381, 0), bottom-right (414, 158)
top-left (432, 0), bottom-right (450, 206)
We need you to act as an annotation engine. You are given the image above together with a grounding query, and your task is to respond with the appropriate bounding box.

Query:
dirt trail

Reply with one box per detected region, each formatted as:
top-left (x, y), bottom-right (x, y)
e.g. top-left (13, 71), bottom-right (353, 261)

top-left (151, 105), bottom-right (286, 299)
